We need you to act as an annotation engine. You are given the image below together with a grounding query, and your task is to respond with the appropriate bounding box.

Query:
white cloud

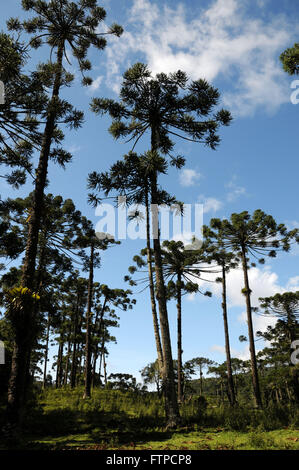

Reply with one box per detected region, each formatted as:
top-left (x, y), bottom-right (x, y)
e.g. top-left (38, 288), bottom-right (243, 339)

top-left (287, 276), bottom-right (299, 291)
top-left (211, 344), bottom-right (226, 355)
top-left (226, 177), bottom-right (247, 202)
top-left (103, 0), bottom-right (297, 116)
top-left (88, 75), bottom-right (103, 93)
top-left (237, 309), bottom-right (277, 336)
top-left (67, 144), bottom-right (81, 154)
top-left (179, 168), bottom-right (201, 187)
top-left (256, 0), bottom-right (270, 8)
top-left (198, 195), bottom-right (223, 214)
top-left (211, 343), bottom-right (251, 361)
top-left (200, 265), bottom-right (284, 308)
top-left (191, 264), bottom-right (297, 333)
top-left (171, 231), bottom-right (195, 245)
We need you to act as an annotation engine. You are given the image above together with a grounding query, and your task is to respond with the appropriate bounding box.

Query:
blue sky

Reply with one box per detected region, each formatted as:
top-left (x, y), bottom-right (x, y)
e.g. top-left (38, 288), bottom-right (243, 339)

top-left (1, 0), bottom-right (299, 384)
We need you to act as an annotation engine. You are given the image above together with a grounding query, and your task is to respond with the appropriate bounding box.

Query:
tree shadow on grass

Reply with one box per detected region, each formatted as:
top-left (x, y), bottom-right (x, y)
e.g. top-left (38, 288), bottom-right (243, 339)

top-left (8, 407), bottom-right (173, 450)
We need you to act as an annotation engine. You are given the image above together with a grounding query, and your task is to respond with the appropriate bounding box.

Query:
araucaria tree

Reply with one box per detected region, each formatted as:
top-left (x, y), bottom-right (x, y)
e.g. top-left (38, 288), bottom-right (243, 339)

top-left (258, 291), bottom-right (299, 402)
top-left (0, 32), bottom-right (47, 188)
top-left (280, 42), bottom-right (299, 75)
top-left (161, 240), bottom-right (213, 403)
top-left (203, 224), bottom-right (239, 406)
top-left (125, 241), bottom-right (213, 403)
top-left (90, 63), bottom-right (231, 426)
top-left (209, 211), bottom-right (298, 408)
top-left (77, 225), bottom-right (120, 399)
top-left (88, 151), bottom-right (179, 377)
top-left (258, 292), bottom-right (299, 344)
top-left (6, 0), bottom-right (122, 430)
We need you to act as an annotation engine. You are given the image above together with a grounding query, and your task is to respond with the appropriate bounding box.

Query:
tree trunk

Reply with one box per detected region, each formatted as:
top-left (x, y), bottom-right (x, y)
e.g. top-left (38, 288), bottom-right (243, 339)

top-left (285, 382), bottom-right (292, 402)
top-left (64, 336), bottom-right (71, 386)
top-left (145, 190), bottom-right (164, 373)
top-left (77, 350), bottom-right (83, 387)
top-left (55, 340), bottom-right (64, 389)
top-left (275, 389), bottom-right (280, 404)
top-left (150, 124), bottom-right (180, 427)
top-left (83, 241), bottom-right (94, 399)
top-left (177, 273), bottom-right (183, 403)
top-left (98, 352), bottom-right (103, 386)
top-left (91, 352), bottom-right (97, 388)
top-left (42, 314), bottom-right (50, 390)
top-left (70, 291), bottom-right (80, 389)
top-left (7, 43), bottom-right (64, 430)
top-left (287, 311), bottom-right (299, 403)
top-left (103, 352), bottom-right (107, 386)
top-left (221, 264), bottom-right (237, 406)
top-left (220, 378), bottom-right (224, 403)
top-left (241, 245), bottom-right (263, 408)
top-left (91, 298), bottom-right (107, 388)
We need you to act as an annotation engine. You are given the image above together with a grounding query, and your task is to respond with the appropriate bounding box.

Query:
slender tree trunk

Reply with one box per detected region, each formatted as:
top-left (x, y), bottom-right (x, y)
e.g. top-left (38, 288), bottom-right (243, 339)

top-left (220, 378), bottom-right (224, 404)
top-left (103, 352), bottom-right (107, 386)
top-left (234, 374), bottom-right (238, 397)
top-left (91, 299), bottom-right (107, 388)
top-left (285, 383), bottom-right (292, 402)
top-left (99, 334), bottom-right (107, 386)
top-left (98, 352), bottom-right (103, 386)
top-left (275, 389), bottom-right (280, 404)
top-left (83, 241), bottom-right (94, 399)
top-left (42, 314), bottom-right (50, 390)
top-left (55, 340), bottom-right (64, 389)
top-left (221, 264), bottom-right (236, 406)
top-left (200, 366), bottom-right (203, 396)
top-left (70, 292), bottom-right (80, 389)
top-left (151, 178), bottom-right (179, 425)
top-left (150, 126), bottom-right (179, 427)
top-left (177, 273), bottom-right (183, 403)
top-left (91, 352), bottom-right (97, 388)
top-left (77, 350), bottom-right (83, 387)
top-left (64, 336), bottom-right (71, 386)
top-left (7, 44), bottom-right (64, 430)
top-left (145, 190), bottom-right (164, 372)
top-left (241, 245), bottom-right (263, 408)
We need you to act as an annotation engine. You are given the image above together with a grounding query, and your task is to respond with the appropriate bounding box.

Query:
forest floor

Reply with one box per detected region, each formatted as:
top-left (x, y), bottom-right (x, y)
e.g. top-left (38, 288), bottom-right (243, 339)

top-left (27, 427), bottom-right (299, 450)
top-left (1, 388), bottom-right (298, 450)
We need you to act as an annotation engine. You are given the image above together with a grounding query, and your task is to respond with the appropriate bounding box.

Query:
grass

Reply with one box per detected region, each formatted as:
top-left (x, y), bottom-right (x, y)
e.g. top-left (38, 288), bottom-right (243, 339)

top-left (28, 428), bottom-right (299, 451)
top-left (0, 387), bottom-right (298, 450)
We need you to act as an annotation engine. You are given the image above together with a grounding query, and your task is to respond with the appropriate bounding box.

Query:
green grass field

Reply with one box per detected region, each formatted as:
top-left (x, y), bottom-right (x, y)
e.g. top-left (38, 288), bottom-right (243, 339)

top-left (1, 388), bottom-right (298, 450)
top-left (29, 428), bottom-right (299, 450)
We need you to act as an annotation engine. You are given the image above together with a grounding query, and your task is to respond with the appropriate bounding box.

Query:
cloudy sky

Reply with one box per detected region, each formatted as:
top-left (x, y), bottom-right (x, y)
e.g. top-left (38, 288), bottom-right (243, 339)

top-left (1, 0), bottom-right (299, 382)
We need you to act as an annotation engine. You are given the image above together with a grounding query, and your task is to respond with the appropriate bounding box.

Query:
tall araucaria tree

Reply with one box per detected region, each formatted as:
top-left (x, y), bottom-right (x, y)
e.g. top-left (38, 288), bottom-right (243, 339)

top-left (125, 242), bottom-right (214, 403)
top-left (203, 224), bottom-right (239, 406)
top-left (185, 357), bottom-right (215, 396)
top-left (90, 62), bottom-right (231, 427)
top-left (258, 291), bottom-right (299, 402)
top-left (77, 224), bottom-right (120, 399)
top-left (5, 0), bottom-right (123, 431)
top-left (0, 32), bottom-right (47, 188)
top-left (209, 211), bottom-right (298, 408)
top-left (160, 240), bottom-right (213, 403)
top-left (88, 151), bottom-right (183, 383)
top-left (90, 284), bottom-right (135, 388)
top-left (1, 193), bottom-right (90, 393)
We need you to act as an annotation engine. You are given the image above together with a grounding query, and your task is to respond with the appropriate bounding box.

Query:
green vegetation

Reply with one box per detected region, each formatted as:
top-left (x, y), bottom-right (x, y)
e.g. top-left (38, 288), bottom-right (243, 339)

top-left (0, 388), bottom-right (298, 450)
